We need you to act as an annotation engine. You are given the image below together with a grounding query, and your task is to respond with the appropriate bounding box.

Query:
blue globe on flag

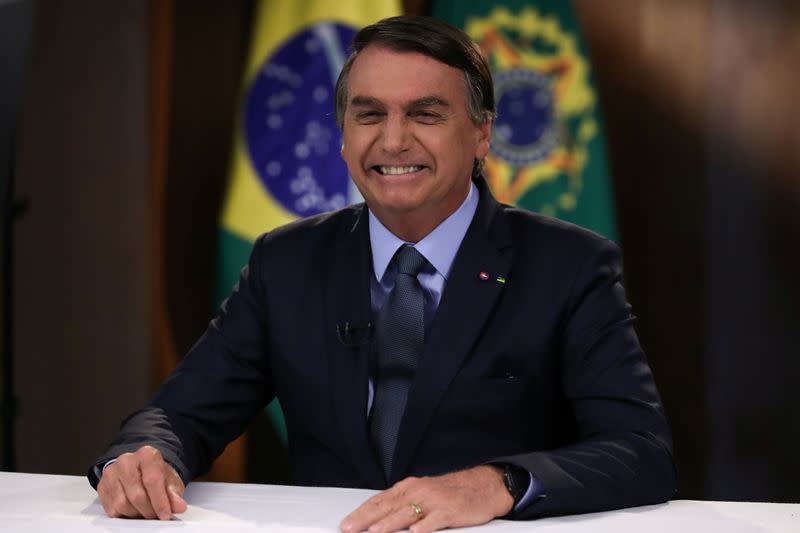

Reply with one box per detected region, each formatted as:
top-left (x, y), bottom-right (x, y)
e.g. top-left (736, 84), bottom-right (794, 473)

top-left (244, 23), bottom-right (359, 217)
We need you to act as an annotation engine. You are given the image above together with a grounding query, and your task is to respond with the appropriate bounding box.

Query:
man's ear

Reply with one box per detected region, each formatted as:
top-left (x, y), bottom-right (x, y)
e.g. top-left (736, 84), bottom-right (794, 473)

top-left (475, 121), bottom-right (492, 160)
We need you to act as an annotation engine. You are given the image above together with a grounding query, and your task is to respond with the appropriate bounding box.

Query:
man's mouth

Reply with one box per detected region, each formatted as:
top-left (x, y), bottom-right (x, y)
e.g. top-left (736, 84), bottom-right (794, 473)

top-left (373, 165), bottom-right (425, 175)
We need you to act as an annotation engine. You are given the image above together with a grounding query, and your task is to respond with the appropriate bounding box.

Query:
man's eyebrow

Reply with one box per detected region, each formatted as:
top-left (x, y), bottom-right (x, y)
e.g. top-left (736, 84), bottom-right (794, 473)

top-left (409, 96), bottom-right (450, 108)
top-left (349, 95), bottom-right (383, 107)
top-left (348, 95), bottom-right (451, 108)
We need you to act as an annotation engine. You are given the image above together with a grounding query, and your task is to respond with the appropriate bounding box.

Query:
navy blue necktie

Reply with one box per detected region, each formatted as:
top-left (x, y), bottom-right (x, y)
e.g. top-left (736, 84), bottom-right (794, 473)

top-left (370, 245), bottom-right (428, 480)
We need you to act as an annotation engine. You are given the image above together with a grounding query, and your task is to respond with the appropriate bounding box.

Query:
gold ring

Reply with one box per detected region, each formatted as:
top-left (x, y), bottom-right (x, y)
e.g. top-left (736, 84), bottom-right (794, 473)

top-left (410, 503), bottom-right (424, 521)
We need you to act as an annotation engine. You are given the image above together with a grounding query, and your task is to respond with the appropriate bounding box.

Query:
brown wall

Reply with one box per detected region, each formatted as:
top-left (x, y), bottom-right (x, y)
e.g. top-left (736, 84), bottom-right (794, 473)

top-left (12, 0), bottom-right (152, 474)
top-left (576, 0), bottom-right (800, 500)
top-left (576, 0), bottom-right (712, 499)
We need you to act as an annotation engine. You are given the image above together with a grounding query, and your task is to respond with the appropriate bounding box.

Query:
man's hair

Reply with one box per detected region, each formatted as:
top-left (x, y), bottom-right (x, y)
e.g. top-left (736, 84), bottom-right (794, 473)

top-left (334, 16), bottom-right (496, 177)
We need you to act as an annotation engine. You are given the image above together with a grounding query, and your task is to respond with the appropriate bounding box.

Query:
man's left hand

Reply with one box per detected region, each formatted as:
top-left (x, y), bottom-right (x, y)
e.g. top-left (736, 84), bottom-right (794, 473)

top-left (339, 465), bottom-right (513, 533)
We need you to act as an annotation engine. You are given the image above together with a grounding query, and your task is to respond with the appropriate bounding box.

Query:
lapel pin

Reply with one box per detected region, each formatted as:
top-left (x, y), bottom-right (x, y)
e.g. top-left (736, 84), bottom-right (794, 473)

top-left (479, 271), bottom-right (489, 281)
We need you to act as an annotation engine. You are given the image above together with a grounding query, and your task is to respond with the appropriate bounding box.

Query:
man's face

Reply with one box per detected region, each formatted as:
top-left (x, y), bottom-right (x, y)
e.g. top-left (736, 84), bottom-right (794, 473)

top-left (341, 45), bottom-right (491, 239)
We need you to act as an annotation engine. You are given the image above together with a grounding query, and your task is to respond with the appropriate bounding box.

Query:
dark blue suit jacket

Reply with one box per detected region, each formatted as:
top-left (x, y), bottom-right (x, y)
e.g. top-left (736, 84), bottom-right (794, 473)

top-left (90, 178), bottom-right (675, 518)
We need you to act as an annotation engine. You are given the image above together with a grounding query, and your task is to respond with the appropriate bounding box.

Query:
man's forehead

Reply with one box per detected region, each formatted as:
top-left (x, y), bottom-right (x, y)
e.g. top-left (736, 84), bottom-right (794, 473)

top-left (348, 44), bottom-right (461, 80)
top-left (346, 45), bottom-right (467, 105)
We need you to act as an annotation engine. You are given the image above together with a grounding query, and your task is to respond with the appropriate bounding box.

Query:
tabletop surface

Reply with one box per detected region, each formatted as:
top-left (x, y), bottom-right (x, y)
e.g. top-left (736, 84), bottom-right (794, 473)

top-left (0, 471), bottom-right (797, 532)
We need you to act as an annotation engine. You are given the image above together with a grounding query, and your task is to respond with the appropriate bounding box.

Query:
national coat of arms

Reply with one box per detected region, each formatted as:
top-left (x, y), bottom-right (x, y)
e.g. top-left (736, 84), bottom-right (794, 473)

top-left (466, 7), bottom-right (600, 217)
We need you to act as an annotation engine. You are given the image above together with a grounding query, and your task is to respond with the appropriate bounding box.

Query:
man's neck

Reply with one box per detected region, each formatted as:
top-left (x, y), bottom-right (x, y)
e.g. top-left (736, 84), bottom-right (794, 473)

top-left (369, 183), bottom-right (473, 243)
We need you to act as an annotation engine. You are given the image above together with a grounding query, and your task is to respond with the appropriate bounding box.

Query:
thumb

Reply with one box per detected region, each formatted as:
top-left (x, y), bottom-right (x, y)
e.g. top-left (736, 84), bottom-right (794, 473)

top-left (165, 467), bottom-right (187, 513)
top-left (167, 484), bottom-right (187, 513)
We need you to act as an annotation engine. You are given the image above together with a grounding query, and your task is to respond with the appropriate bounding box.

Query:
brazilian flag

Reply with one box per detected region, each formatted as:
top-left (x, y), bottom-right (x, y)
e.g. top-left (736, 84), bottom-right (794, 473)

top-left (218, 0), bottom-right (401, 445)
top-left (432, 0), bottom-right (617, 239)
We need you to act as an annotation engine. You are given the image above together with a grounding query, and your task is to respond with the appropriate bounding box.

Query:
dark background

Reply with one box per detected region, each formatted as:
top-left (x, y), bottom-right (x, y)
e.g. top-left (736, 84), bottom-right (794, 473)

top-left (2, 0), bottom-right (798, 502)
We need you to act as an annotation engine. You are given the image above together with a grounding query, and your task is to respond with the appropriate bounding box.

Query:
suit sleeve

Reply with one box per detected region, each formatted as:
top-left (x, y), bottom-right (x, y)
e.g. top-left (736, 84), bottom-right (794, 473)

top-left (88, 235), bottom-right (274, 489)
top-left (492, 237), bottom-right (677, 518)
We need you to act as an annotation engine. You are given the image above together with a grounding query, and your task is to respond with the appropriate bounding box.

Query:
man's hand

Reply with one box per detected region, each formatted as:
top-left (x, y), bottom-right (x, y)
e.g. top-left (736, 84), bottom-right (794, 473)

top-left (340, 465), bottom-right (513, 533)
top-left (97, 445), bottom-right (187, 520)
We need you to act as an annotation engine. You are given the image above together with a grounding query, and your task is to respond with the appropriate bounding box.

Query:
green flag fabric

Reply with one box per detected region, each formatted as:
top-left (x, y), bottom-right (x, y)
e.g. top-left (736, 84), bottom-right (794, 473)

top-left (217, 0), bottom-right (401, 446)
top-left (432, 0), bottom-right (617, 239)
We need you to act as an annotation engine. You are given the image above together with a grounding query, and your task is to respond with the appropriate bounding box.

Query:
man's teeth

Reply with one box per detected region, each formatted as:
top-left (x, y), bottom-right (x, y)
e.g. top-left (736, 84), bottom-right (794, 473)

top-left (378, 165), bottom-right (422, 175)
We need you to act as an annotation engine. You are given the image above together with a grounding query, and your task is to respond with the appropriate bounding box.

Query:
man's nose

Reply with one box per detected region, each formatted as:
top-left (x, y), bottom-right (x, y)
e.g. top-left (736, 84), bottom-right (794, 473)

top-left (380, 115), bottom-right (410, 154)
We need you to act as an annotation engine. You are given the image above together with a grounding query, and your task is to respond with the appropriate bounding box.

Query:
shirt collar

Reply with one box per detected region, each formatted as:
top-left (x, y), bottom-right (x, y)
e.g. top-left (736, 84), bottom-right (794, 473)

top-left (369, 181), bottom-right (479, 282)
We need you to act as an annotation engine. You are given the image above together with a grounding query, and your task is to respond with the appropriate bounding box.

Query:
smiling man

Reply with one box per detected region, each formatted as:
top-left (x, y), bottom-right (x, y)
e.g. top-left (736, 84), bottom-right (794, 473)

top-left (90, 16), bottom-right (675, 533)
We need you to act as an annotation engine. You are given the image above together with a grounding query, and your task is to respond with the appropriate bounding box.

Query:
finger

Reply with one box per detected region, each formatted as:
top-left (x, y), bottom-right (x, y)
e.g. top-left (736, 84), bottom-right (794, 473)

top-left (168, 486), bottom-right (188, 514)
top-left (116, 454), bottom-right (157, 519)
top-left (340, 490), bottom-right (397, 532)
top-left (97, 467), bottom-right (136, 518)
top-left (113, 477), bottom-right (144, 518)
top-left (96, 467), bottom-right (116, 517)
top-left (165, 466), bottom-right (187, 514)
top-left (367, 502), bottom-right (426, 533)
top-left (139, 457), bottom-right (172, 520)
top-left (409, 513), bottom-right (444, 533)
top-left (120, 476), bottom-right (157, 519)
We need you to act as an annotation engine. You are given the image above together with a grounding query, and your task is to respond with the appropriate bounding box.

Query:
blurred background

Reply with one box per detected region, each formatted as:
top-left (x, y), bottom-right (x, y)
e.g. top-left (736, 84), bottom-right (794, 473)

top-left (1, 0), bottom-right (798, 503)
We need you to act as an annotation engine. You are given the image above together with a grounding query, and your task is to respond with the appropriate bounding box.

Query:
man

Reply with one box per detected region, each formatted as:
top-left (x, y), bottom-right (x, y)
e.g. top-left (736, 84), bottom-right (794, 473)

top-left (90, 16), bottom-right (676, 532)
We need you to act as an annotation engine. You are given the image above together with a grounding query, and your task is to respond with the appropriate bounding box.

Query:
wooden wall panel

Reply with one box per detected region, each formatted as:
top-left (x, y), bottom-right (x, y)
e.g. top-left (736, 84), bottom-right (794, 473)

top-left (575, 0), bottom-right (711, 498)
top-left (14, 0), bottom-right (152, 475)
top-left (160, 0), bottom-right (253, 483)
top-left (576, 0), bottom-right (800, 500)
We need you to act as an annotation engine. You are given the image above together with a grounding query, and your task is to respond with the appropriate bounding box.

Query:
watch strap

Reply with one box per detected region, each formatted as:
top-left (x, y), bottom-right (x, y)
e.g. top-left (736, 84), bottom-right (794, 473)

top-left (502, 463), bottom-right (529, 506)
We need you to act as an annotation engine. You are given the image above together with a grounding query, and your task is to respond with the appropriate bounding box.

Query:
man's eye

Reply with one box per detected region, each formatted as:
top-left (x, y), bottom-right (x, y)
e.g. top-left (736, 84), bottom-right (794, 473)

top-left (356, 111), bottom-right (383, 120)
top-left (413, 111), bottom-right (442, 122)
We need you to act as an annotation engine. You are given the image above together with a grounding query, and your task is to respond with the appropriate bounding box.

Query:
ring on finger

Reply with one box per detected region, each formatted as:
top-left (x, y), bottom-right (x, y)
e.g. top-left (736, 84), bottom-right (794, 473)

top-left (410, 502), bottom-right (424, 521)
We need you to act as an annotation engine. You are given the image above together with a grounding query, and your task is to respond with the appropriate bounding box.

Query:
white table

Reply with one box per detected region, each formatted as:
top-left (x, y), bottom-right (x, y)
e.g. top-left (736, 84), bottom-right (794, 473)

top-left (0, 471), bottom-right (796, 532)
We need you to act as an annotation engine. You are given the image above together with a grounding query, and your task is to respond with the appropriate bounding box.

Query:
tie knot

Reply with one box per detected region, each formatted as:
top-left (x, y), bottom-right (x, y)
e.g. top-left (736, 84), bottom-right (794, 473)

top-left (394, 245), bottom-right (427, 276)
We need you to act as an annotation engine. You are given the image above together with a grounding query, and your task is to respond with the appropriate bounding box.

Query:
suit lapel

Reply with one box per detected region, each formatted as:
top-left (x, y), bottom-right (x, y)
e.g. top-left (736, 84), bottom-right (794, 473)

top-left (323, 205), bottom-right (384, 488)
top-left (390, 183), bottom-right (514, 483)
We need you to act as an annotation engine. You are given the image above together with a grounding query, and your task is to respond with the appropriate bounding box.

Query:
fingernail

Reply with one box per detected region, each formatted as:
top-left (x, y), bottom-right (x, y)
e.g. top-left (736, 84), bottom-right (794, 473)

top-left (340, 520), bottom-right (352, 532)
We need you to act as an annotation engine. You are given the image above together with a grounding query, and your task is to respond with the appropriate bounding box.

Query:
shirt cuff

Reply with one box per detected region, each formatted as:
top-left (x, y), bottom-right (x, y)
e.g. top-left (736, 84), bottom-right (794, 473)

top-left (514, 471), bottom-right (543, 511)
top-left (93, 458), bottom-right (118, 480)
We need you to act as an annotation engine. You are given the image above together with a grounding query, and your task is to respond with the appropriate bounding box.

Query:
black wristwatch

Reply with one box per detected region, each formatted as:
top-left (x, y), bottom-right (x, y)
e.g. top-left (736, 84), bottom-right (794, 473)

top-left (501, 463), bottom-right (529, 507)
